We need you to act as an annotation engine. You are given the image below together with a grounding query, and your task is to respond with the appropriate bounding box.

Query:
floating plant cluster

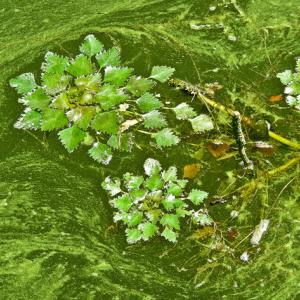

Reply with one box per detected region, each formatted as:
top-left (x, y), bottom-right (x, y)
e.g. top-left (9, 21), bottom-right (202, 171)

top-left (277, 58), bottom-right (300, 110)
top-left (10, 34), bottom-right (214, 165)
top-left (102, 158), bottom-right (212, 243)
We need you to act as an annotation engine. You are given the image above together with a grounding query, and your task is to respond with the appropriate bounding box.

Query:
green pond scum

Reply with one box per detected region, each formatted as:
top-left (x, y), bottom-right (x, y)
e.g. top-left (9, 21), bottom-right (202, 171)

top-left (0, 1), bottom-right (300, 299)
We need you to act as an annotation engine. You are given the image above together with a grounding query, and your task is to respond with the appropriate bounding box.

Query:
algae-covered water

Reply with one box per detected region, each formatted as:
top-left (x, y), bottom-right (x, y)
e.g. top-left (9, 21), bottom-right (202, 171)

top-left (1, 1), bottom-right (300, 299)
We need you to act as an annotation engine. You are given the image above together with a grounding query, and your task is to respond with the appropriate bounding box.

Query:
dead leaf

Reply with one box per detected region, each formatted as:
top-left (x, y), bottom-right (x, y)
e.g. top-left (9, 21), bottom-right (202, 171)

top-left (120, 119), bottom-right (139, 132)
top-left (227, 227), bottom-right (239, 240)
top-left (269, 94), bottom-right (283, 103)
top-left (207, 140), bottom-right (230, 158)
top-left (183, 163), bottom-right (200, 179)
top-left (188, 226), bottom-right (214, 240)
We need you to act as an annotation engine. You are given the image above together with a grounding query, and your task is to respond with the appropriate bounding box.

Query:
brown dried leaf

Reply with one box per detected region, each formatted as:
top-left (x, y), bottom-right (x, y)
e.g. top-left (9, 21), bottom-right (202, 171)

top-left (269, 94), bottom-right (283, 103)
top-left (120, 119), bottom-right (139, 132)
top-left (183, 163), bottom-right (200, 179)
top-left (207, 140), bottom-right (230, 158)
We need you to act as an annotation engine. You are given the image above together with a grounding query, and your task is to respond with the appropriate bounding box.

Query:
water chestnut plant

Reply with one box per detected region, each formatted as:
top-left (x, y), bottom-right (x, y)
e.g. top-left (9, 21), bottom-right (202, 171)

top-left (102, 158), bottom-right (212, 243)
top-left (10, 34), bottom-right (214, 165)
top-left (277, 58), bottom-right (300, 110)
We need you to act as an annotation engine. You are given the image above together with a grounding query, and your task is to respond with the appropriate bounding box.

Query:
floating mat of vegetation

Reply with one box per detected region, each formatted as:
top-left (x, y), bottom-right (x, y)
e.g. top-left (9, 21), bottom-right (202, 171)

top-left (0, 1), bottom-right (300, 299)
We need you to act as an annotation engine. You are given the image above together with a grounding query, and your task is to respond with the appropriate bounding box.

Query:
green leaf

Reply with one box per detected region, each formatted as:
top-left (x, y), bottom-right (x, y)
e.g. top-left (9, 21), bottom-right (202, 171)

top-left (40, 109), bottom-right (68, 131)
top-left (58, 125), bottom-right (86, 152)
top-left (167, 183), bottom-right (182, 197)
top-left (287, 81), bottom-right (300, 95)
top-left (95, 85), bottom-right (127, 110)
top-left (160, 214), bottom-right (180, 230)
top-left (126, 228), bottom-right (143, 244)
top-left (80, 34), bottom-right (103, 57)
top-left (152, 128), bottom-right (180, 147)
top-left (101, 177), bottom-right (121, 196)
top-left (42, 52), bottom-right (69, 74)
top-left (189, 114), bottom-right (214, 133)
top-left (161, 227), bottom-right (177, 243)
top-left (143, 158), bottom-right (161, 176)
top-left (276, 70), bottom-right (293, 85)
top-left (136, 92), bottom-right (163, 113)
top-left (96, 47), bottom-right (121, 69)
top-left (144, 174), bottom-right (164, 191)
top-left (42, 73), bottom-right (71, 94)
top-left (149, 66), bottom-right (175, 83)
top-left (176, 179), bottom-right (188, 189)
top-left (126, 211), bottom-right (144, 227)
top-left (66, 55), bottom-right (94, 77)
top-left (162, 166), bottom-right (177, 182)
top-left (75, 73), bottom-right (102, 92)
top-left (172, 102), bottom-right (197, 120)
top-left (162, 195), bottom-right (184, 211)
top-left (139, 222), bottom-right (158, 240)
top-left (104, 66), bottom-right (133, 86)
top-left (187, 189), bottom-right (208, 205)
top-left (143, 110), bottom-right (167, 129)
top-left (107, 133), bottom-right (134, 152)
top-left (191, 211), bottom-right (213, 226)
top-left (10, 73), bottom-right (37, 94)
top-left (129, 190), bottom-right (147, 203)
top-left (91, 111), bottom-right (119, 134)
top-left (66, 106), bottom-right (96, 130)
top-left (23, 88), bottom-right (51, 110)
top-left (14, 110), bottom-right (41, 130)
top-left (113, 194), bottom-right (132, 212)
top-left (51, 93), bottom-right (70, 110)
top-left (126, 76), bottom-right (155, 96)
top-left (145, 209), bottom-right (161, 223)
top-left (123, 173), bottom-right (144, 190)
top-left (89, 142), bottom-right (113, 165)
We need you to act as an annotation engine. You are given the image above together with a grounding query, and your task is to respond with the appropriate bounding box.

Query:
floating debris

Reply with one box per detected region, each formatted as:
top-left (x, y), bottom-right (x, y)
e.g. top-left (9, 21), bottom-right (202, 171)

top-left (250, 219), bottom-right (270, 246)
top-left (240, 251), bottom-right (249, 262)
top-left (183, 163), bottom-right (201, 179)
top-left (269, 94), bottom-right (283, 103)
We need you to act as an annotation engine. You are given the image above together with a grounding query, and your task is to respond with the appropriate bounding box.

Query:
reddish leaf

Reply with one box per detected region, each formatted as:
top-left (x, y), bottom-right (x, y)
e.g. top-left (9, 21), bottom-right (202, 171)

top-left (269, 94), bottom-right (283, 103)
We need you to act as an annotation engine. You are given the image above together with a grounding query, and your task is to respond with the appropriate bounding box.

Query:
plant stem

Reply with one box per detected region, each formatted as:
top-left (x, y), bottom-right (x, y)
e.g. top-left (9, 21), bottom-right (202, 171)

top-left (169, 78), bottom-right (300, 150)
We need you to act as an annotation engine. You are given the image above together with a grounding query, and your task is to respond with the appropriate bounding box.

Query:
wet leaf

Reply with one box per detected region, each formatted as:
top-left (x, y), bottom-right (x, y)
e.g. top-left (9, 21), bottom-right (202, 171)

top-left (14, 110), bottom-right (41, 130)
top-left (172, 102), bottom-right (197, 120)
top-left (126, 76), bottom-right (155, 96)
top-left (9, 73), bottom-right (37, 94)
top-left (91, 111), bottom-right (119, 134)
top-left (104, 66), bottom-right (133, 86)
top-left (143, 158), bottom-right (161, 176)
top-left (207, 141), bottom-right (230, 158)
top-left (66, 55), bottom-right (94, 77)
top-left (183, 163), bottom-right (200, 179)
top-left (152, 128), bottom-right (180, 147)
top-left (136, 92), bottom-right (163, 113)
top-left (161, 227), bottom-right (177, 243)
top-left (40, 108), bottom-right (68, 131)
top-left (58, 125), bottom-right (86, 152)
top-left (80, 34), bottom-right (103, 57)
top-left (89, 142), bottom-right (113, 165)
top-left (143, 110), bottom-right (167, 129)
top-left (126, 228), bottom-right (143, 244)
top-left (42, 52), bottom-right (69, 75)
top-left (188, 189), bottom-right (208, 205)
top-left (149, 66), bottom-right (175, 83)
top-left (96, 47), bottom-right (121, 69)
top-left (24, 88), bottom-right (51, 110)
top-left (189, 114), bottom-right (214, 133)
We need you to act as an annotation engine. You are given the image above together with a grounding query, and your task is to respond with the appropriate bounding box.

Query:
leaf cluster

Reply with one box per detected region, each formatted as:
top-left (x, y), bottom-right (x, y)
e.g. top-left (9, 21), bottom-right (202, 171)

top-left (10, 34), bottom-right (214, 165)
top-left (277, 58), bottom-right (300, 110)
top-left (101, 158), bottom-right (212, 243)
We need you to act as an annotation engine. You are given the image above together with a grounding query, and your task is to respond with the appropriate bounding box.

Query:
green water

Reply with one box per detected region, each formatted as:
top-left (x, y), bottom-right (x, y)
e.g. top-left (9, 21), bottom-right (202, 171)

top-left (1, 1), bottom-right (300, 299)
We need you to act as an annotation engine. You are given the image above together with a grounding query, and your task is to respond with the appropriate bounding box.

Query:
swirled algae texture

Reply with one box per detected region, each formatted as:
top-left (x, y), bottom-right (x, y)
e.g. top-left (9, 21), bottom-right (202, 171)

top-left (0, 1), bottom-right (300, 299)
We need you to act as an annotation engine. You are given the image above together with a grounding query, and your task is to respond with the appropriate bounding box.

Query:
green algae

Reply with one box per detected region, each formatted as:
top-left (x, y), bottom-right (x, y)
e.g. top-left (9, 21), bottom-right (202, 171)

top-left (1, 1), bottom-right (300, 299)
